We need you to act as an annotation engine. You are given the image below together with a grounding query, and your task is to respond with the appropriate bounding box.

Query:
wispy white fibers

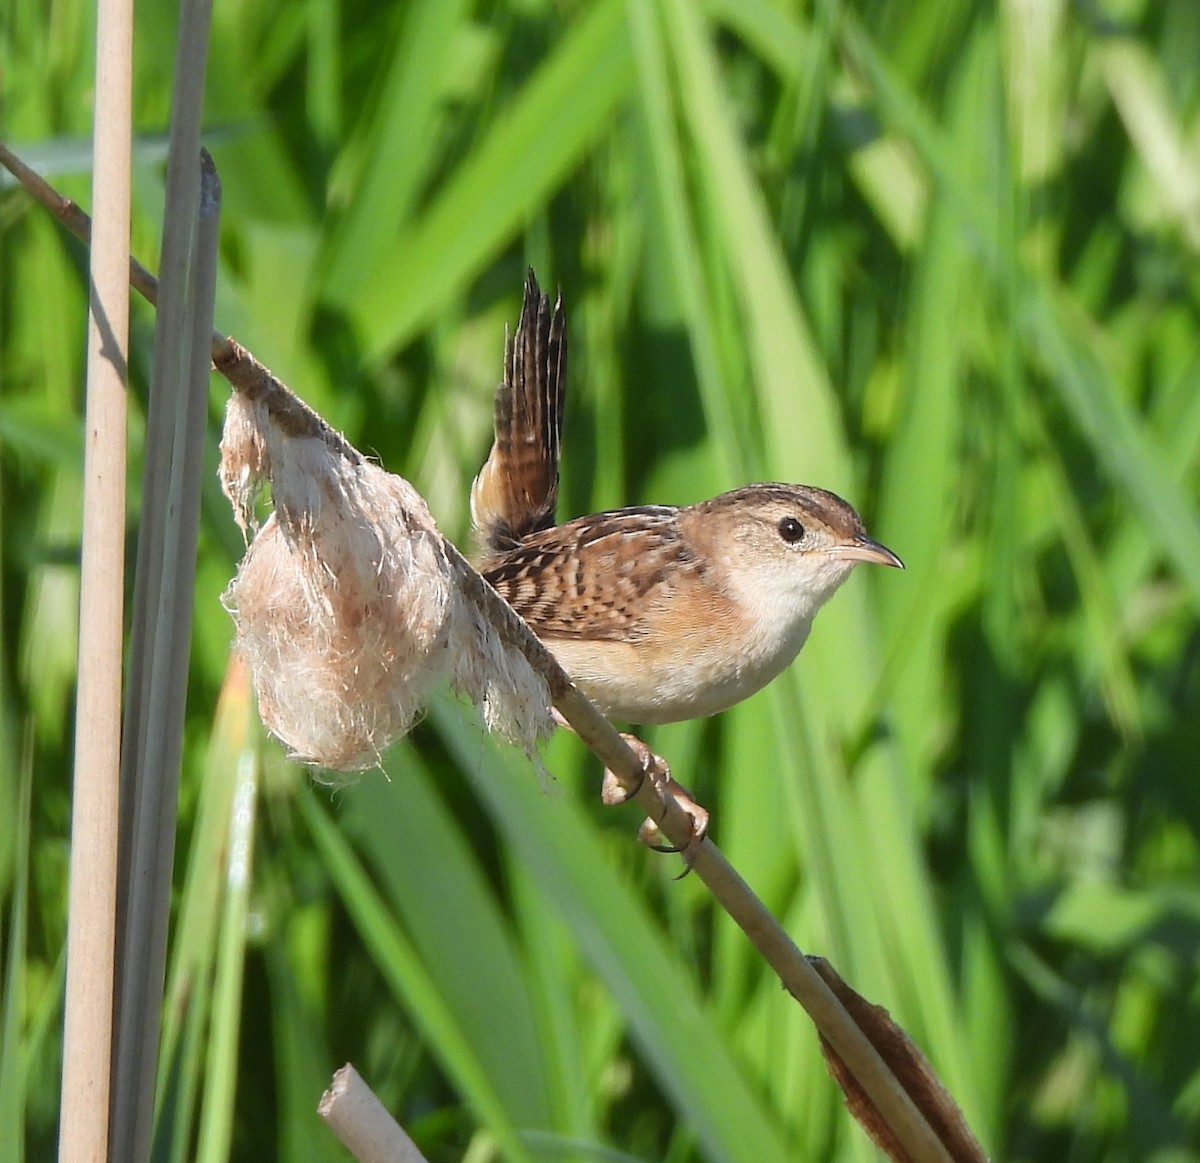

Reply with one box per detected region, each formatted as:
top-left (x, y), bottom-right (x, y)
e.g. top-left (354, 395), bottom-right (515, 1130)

top-left (220, 391), bottom-right (552, 773)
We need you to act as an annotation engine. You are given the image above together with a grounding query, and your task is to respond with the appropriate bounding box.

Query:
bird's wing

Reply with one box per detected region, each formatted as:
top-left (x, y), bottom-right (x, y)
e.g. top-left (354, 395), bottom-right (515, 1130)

top-left (471, 268), bottom-right (567, 553)
top-left (483, 506), bottom-right (696, 642)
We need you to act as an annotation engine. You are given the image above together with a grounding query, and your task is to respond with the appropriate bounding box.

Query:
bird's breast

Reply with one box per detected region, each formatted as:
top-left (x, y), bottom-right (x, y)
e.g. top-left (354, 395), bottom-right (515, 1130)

top-left (542, 607), bottom-right (813, 724)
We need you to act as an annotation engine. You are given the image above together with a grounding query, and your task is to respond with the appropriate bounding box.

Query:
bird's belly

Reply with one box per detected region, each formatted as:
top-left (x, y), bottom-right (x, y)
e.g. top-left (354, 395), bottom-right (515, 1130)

top-left (544, 622), bottom-right (810, 725)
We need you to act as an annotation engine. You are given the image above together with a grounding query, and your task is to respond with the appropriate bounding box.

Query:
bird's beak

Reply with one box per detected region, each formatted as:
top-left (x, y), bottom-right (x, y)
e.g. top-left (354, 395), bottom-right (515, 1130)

top-left (830, 535), bottom-right (905, 569)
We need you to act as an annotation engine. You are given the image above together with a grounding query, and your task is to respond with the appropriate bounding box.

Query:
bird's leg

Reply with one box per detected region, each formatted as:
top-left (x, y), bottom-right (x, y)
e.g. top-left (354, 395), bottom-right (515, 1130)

top-left (550, 710), bottom-right (709, 856)
top-left (601, 733), bottom-right (710, 857)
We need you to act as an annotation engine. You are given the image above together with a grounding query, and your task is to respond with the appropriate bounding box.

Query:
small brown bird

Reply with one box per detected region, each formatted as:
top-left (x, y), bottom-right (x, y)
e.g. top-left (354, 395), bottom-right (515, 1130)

top-left (474, 270), bottom-right (902, 727)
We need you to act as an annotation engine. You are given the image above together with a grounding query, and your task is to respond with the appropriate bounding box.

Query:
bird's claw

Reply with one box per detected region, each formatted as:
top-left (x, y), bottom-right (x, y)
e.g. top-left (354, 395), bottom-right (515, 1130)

top-left (600, 764), bottom-right (640, 807)
top-left (601, 734), bottom-right (709, 862)
top-left (637, 790), bottom-right (710, 861)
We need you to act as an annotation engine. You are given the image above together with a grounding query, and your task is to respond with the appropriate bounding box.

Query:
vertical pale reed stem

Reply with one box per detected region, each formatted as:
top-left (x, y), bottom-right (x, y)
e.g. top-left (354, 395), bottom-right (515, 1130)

top-left (57, 0), bottom-right (133, 1158)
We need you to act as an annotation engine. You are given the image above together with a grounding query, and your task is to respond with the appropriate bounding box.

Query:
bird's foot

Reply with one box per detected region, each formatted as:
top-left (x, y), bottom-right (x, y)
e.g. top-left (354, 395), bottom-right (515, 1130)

top-left (601, 733), bottom-right (709, 860)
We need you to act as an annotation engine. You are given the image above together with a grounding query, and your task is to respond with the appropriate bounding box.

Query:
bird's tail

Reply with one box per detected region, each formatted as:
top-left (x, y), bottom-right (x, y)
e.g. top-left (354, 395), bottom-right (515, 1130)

top-left (471, 268), bottom-right (567, 554)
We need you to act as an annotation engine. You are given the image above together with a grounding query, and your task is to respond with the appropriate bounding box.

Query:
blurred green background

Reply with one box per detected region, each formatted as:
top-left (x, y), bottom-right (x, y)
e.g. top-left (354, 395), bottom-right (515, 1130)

top-left (3, 0), bottom-right (1200, 1159)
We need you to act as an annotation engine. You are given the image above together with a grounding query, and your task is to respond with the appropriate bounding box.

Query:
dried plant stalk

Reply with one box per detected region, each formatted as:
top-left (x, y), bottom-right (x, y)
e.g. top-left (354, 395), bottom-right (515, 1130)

top-left (56, 1), bottom-right (134, 1159)
top-left (319, 1064), bottom-right (431, 1163)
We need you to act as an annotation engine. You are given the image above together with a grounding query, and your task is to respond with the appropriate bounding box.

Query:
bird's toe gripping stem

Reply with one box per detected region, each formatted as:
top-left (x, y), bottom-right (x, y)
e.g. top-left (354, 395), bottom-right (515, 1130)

top-left (601, 734), bottom-right (710, 859)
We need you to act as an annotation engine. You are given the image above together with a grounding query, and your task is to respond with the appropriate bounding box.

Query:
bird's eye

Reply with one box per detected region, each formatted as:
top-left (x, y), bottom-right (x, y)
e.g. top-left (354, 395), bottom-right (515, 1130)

top-left (778, 516), bottom-right (805, 544)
